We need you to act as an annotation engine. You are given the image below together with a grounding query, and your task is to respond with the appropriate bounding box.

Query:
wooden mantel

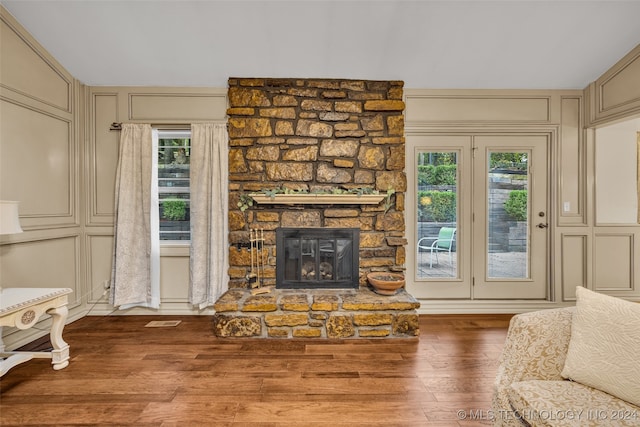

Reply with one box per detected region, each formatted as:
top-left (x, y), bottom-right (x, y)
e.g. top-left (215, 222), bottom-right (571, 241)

top-left (249, 193), bottom-right (386, 205)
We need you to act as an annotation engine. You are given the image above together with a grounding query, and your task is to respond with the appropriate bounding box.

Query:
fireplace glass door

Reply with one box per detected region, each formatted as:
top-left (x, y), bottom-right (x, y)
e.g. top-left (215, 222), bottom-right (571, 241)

top-left (276, 228), bottom-right (359, 289)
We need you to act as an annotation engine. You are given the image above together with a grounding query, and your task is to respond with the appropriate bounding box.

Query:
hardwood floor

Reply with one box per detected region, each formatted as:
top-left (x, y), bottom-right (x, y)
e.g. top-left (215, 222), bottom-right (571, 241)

top-left (0, 314), bottom-right (512, 426)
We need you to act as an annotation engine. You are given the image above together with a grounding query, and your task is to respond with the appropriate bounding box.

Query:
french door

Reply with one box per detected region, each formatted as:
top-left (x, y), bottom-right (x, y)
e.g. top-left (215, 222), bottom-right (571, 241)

top-left (407, 133), bottom-right (550, 300)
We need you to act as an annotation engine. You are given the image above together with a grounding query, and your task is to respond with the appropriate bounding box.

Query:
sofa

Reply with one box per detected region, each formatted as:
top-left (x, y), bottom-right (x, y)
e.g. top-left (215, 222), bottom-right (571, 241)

top-left (492, 287), bottom-right (640, 427)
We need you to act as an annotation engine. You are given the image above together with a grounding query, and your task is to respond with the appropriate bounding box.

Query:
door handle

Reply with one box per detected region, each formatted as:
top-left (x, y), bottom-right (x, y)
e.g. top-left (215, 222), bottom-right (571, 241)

top-left (536, 223), bottom-right (548, 229)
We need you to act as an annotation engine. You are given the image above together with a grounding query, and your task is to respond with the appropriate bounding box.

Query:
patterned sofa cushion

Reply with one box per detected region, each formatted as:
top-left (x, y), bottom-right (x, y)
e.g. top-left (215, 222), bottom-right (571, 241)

top-left (492, 307), bottom-right (575, 427)
top-left (508, 380), bottom-right (640, 427)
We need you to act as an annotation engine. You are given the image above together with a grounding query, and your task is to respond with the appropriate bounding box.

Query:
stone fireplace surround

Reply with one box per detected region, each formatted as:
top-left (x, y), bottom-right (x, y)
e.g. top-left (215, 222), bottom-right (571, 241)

top-left (213, 77), bottom-right (419, 338)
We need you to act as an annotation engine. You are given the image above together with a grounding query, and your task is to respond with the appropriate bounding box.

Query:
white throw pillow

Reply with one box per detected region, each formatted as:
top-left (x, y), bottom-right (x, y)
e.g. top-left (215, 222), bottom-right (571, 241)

top-left (561, 286), bottom-right (640, 407)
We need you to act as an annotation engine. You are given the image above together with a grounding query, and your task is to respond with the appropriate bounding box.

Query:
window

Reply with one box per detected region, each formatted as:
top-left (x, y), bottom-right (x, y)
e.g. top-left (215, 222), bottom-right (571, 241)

top-left (157, 130), bottom-right (191, 241)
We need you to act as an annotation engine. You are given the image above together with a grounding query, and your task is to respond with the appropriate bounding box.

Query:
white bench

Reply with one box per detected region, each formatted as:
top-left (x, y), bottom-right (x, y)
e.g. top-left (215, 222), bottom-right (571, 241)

top-left (0, 287), bottom-right (72, 376)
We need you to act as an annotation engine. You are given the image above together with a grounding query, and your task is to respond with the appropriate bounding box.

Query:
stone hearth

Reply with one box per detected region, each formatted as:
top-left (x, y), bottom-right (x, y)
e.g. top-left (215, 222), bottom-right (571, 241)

top-left (213, 287), bottom-right (420, 339)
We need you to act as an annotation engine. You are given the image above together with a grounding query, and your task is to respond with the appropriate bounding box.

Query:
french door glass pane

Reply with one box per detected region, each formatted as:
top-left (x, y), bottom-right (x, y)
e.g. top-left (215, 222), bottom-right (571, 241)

top-left (487, 151), bottom-right (529, 279)
top-left (416, 151), bottom-right (458, 279)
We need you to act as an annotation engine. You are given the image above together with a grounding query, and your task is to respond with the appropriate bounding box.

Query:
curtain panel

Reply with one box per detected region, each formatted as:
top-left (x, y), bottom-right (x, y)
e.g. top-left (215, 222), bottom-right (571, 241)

top-left (190, 123), bottom-right (229, 308)
top-left (110, 124), bottom-right (160, 309)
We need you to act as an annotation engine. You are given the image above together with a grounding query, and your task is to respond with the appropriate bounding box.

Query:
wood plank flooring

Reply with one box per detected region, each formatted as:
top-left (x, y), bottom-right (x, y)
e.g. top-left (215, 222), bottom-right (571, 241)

top-left (0, 314), bottom-right (512, 426)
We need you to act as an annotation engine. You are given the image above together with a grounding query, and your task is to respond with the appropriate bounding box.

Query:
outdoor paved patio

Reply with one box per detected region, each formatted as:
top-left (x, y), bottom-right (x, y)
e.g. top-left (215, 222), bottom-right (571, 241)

top-left (417, 251), bottom-right (528, 279)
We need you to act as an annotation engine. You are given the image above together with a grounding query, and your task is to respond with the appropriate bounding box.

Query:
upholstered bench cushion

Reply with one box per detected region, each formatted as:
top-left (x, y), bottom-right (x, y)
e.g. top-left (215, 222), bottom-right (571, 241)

top-left (508, 380), bottom-right (640, 427)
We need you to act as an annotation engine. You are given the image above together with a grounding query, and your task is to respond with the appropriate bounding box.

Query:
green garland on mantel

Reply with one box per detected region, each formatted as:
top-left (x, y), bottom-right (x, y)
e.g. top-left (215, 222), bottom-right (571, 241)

top-left (238, 186), bottom-right (394, 212)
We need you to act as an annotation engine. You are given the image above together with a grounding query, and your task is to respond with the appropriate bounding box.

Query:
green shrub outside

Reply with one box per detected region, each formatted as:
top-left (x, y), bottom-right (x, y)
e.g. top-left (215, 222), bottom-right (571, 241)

top-left (504, 190), bottom-right (528, 221)
top-left (418, 164), bottom-right (457, 222)
top-left (418, 164), bottom-right (457, 186)
top-left (418, 190), bottom-right (456, 222)
top-left (162, 199), bottom-right (187, 221)
top-left (434, 164), bottom-right (457, 185)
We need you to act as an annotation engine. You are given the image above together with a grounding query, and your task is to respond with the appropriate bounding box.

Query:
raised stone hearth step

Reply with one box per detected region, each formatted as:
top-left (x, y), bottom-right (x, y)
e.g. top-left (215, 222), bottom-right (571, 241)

top-left (213, 287), bottom-right (420, 339)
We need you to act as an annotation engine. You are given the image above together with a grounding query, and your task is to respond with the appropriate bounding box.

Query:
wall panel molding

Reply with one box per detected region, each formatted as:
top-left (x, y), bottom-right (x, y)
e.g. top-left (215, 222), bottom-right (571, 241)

top-left (593, 231), bottom-right (636, 293)
top-left (0, 234), bottom-right (81, 299)
top-left (85, 232), bottom-right (114, 304)
top-left (406, 94), bottom-right (549, 125)
top-left (587, 44), bottom-right (640, 126)
top-left (0, 8), bottom-right (73, 113)
top-left (129, 91), bottom-right (227, 122)
top-left (558, 96), bottom-right (586, 225)
top-left (0, 98), bottom-right (78, 229)
top-left (87, 91), bottom-right (119, 225)
top-left (404, 90), bottom-right (584, 127)
top-left (560, 233), bottom-right (588, 301)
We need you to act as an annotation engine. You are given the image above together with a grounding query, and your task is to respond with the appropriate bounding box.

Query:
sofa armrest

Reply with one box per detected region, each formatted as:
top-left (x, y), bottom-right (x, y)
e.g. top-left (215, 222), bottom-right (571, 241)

top-left (492, 307), bottom-right (575, 426)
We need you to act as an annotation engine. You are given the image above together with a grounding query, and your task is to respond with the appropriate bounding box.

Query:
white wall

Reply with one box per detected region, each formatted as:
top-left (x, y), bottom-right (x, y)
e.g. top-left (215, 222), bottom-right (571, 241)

top-left (595, 118), bottom-right (640, 224)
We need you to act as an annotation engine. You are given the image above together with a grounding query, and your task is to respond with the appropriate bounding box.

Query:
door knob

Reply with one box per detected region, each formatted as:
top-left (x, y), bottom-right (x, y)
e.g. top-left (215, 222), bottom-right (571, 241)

top-left (536, 223), bottom-right (548, 229)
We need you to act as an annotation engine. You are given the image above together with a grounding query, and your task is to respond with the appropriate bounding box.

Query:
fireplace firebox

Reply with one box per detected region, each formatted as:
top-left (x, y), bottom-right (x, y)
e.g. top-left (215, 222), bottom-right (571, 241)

top-left (276, 228), bottom-right (359, 289)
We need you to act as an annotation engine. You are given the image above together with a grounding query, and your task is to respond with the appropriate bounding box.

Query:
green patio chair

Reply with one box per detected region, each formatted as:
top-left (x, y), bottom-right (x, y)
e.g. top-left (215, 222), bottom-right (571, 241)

top-left (417, 227), bottom-right (456, 268)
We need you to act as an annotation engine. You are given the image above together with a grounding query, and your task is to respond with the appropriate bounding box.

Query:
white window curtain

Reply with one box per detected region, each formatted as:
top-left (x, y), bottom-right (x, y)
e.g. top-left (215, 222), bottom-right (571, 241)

top-left (110, 124), bottom-right (160, 309)
top-left (190, 123), bottom-right (229, 308)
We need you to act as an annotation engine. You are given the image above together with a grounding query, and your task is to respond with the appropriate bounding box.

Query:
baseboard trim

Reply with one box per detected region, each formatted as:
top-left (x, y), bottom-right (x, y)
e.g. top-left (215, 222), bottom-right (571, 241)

top-left (416, 299), bottom-right (573, 314)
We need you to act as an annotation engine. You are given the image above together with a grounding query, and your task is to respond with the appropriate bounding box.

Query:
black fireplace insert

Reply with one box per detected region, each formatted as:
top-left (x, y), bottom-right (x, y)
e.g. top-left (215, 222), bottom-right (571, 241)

top-left (276, 228), bottom-right (360, 289)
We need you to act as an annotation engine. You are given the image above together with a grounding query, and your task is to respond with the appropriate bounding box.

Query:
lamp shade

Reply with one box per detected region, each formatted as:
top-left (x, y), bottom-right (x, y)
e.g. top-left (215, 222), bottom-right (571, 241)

top-left (0, 200), bottom-right (24, 234)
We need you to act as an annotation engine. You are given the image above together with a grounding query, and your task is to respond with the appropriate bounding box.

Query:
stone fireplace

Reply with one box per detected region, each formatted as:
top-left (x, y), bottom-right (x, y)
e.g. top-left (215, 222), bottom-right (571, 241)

top-left (213, 77), bottom-right (419, 338)
top-left (226, 77), bottom-right (407, 284)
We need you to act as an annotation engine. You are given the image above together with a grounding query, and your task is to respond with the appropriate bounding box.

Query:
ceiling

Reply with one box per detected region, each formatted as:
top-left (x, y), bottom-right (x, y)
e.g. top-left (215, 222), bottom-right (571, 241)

top-left (3, 0), bottom-right (640, 90)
